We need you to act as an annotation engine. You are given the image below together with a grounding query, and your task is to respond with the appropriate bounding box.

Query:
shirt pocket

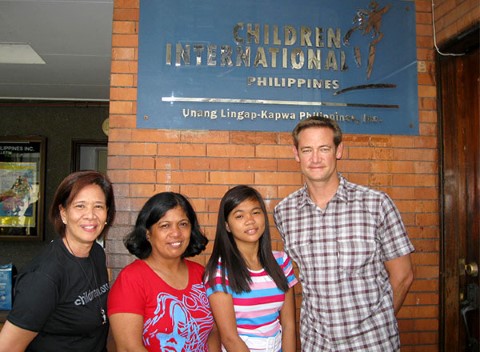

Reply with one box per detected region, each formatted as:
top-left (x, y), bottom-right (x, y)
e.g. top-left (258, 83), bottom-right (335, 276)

top-left (337, 237), bottom-right (376, 273)
top-left (287, 239), bottom-right (317, 271)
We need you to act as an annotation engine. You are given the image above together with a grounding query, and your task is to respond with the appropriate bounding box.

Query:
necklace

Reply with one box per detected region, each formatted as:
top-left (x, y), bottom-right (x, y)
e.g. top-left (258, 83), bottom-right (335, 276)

top-left (146, 258), bottom-right (189, 290)
top-left (64, 237), bottom-right (107, 325)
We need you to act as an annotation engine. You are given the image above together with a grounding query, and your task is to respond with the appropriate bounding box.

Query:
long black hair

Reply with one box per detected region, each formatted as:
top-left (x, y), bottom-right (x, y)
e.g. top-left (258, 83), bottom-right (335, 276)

top-left (205, 185), bottom-right (289, 294)
top-left (124, 192), bottom-right (207, 259)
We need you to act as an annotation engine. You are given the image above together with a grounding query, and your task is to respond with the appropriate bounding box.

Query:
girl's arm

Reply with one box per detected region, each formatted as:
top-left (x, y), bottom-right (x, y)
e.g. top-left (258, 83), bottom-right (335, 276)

top-left (279, 287), bottom-right (297, 352)
top-left (208, 291), bottom-right (249, 352)
top-left (207, 321), bottom-right (221, 352)
top-left (0, 320), bottom-right (38, 352)
top-left (109, 313), bottom-right (148, 352)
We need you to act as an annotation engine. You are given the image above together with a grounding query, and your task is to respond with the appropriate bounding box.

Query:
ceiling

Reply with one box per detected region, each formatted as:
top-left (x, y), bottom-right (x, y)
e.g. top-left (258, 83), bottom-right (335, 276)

top-left (0, 0), bottom-right (113, 101)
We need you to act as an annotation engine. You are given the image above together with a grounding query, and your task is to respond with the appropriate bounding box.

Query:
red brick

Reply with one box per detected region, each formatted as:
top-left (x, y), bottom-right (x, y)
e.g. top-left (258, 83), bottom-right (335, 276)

top-left (130, 183), bottom-right (156, 197)
top-left (131, 129), bottom-right (180, 143)
top-left (181, 130), bottom-right (229, 144)
top-left (111, 73), bottom-right (136, 87)
top-left (277, 159), bottom-right (298, 172)
top-left (180, 157), bottom-right (229, 171)
top-left (112, 48), bottom-right (135, 61)
top-left (207, 144), bottom-right (254, 158)
top-left (410, 239), bottom-right (439, 252)
top-left (113, 8), bottom-right (139, 21)
top-left (110, 87), bottom-right (137, 101)
top-left (231, 158), bottom-right (278, 171)
top-left (207, 171), bottom-right (254, 185)
top-left (114, 0), bottom-right (139, 9)
top-left (157, 170), bottom-right (207, 184)
top-left (112, 21), bottom-right (138, 34)
top-left (160, 143), bottom-right (207, 157)
top-left (256, 144), bottom-right (294, 158)
top-left (110, 60), bottom-right (138, 74)
top-left (108, 156), bottom-right (131, 169)
top-left (109, 115), bottom-right (136, 128)
top-left (111, 34), bottom-right (138, 48)
top-left (255, 171), bottom-right (302, 185)
top-left (154, 157), bottom-right (180, 170)
top-left (401, 331), bottom-right (438, 344)
top-left (109, 101), bottom-right (135, 114)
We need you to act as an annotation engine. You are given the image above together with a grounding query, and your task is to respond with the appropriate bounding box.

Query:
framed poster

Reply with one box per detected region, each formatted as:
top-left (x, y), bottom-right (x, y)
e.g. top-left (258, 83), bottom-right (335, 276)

top-left (0, 136), bottom-right (46, 241)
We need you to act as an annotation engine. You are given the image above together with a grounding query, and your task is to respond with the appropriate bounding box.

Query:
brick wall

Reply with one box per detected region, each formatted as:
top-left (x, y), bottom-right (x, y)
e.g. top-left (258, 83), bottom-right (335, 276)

top-left (432, 0), bottom-right (479, 44)
top-left (106, 0), bottom-right (476, 350)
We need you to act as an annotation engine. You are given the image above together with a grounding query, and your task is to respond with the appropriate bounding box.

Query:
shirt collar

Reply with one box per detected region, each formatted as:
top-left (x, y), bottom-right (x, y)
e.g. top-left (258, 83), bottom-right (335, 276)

top-left (335, 175), bottom-right (350, 202)
top-left (297, 173), bottom-right (349, 208)
top-left (298, 185), bottom-right (311, 208)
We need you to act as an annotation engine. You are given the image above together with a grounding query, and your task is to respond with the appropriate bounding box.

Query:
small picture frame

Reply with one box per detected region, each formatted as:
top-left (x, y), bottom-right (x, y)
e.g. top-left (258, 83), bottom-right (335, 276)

top-left (71, 140), bottom-right (107, 175)
top-left (0, 136), bottom-right (46, 241)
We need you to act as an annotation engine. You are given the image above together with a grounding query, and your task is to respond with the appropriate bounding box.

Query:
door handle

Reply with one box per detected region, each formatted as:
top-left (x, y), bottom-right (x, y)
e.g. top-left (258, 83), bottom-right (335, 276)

top-left (465, 262), bottom-right (479, 277)
top-left (460, 259), bottom-right (479, 277)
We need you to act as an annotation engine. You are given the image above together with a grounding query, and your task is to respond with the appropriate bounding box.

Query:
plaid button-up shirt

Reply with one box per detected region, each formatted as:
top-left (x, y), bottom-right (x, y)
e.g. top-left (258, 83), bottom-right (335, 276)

top-left (274, 176), bottom-right (414, 352)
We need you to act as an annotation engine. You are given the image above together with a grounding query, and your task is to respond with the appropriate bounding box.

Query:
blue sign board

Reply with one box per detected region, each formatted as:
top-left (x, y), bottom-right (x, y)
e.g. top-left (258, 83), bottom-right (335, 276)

top-left (137, 0), bottom-right (418, 134)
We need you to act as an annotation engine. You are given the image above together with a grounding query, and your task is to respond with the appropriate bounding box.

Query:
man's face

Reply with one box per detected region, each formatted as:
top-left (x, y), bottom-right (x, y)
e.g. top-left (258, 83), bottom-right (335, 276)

top-left (294, 127), bottom-right (343, 184)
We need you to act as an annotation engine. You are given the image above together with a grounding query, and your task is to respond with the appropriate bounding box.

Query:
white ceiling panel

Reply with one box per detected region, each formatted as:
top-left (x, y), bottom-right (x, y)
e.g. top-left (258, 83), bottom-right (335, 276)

top-left (0, 0), bottom-right (113, 100)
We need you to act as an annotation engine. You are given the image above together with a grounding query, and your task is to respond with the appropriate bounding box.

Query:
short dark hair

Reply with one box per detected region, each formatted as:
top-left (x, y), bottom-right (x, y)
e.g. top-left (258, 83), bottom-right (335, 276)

top-left (49, 170), bottom-right (116, 238)
top-left (205, 185), bottom-right (288, 294)
top-left (292, 115), bottom-right (343, 149)
top-left (124, 192), bottom-right (207, 259)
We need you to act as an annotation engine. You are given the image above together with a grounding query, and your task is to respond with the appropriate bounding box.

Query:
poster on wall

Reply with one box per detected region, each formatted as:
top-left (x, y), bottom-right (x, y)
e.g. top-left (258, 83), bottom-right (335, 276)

top-left (0, 136), bottom-right (45, 241)
top-left (137, 0), bottom-right (418, 135)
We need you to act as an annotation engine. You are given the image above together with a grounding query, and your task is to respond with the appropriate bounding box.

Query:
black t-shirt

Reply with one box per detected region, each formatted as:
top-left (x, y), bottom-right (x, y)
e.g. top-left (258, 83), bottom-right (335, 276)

top-left (7, 238), bottom-right (109, 352)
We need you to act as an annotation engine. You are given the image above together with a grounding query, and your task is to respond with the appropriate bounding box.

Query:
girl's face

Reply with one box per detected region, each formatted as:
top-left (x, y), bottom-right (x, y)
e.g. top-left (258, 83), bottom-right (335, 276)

top-left (226, 198), bottom-right (265, 246)
top-left (147, 206), bottom-right (191, 260)
top-left (60, 184), bottom-right (108, 246)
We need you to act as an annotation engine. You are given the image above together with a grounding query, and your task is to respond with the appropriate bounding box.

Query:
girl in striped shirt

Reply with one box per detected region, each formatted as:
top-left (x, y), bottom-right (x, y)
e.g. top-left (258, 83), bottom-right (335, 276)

top-left (204, 185), bottom-right (298, 352)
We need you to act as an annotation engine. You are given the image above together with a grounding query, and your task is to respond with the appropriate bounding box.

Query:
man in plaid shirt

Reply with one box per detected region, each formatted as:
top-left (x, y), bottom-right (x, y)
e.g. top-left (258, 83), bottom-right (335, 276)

top-left (274, 116), bottom-right (414, 351)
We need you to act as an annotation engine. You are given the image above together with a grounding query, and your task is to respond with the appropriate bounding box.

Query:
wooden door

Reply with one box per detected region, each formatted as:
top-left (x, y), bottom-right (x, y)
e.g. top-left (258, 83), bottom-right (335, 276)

top-left (438, 26), bottom-right (479, 352)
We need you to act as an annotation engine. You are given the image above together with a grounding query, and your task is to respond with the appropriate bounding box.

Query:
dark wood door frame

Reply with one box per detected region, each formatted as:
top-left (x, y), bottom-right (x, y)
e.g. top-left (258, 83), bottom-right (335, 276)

top-left (438, 24), bottom-right (479, 352)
